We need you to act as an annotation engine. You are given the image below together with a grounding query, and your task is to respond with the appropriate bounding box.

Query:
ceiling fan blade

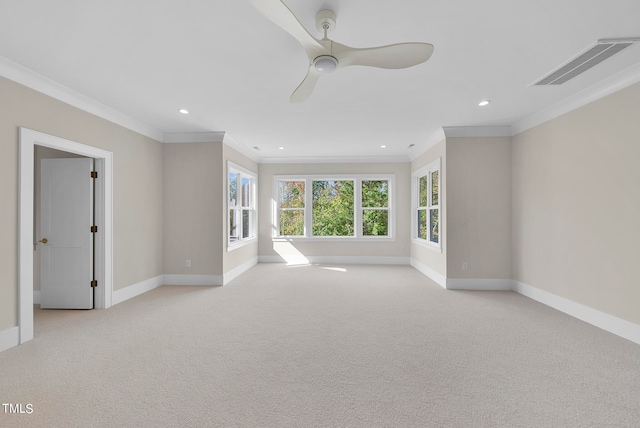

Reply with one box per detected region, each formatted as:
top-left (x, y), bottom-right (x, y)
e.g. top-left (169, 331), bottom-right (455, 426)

top-left (334, 42), bottom-right (434, 69)
top-left (249, 0), bottom-right (323, 52)
top-left (290, 66), bottom-right (322, 103)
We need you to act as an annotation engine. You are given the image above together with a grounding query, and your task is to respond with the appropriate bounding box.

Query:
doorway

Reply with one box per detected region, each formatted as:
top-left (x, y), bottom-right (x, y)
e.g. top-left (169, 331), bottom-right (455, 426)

top-left (18, 128), bottom-right (113, 344)
top-left (35, 149), bottom-right (93, 308)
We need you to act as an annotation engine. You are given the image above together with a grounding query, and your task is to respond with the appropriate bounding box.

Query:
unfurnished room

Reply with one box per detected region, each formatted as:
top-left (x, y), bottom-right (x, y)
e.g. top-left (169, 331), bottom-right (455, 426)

top-left (1, 1), bottom-right (639, 427)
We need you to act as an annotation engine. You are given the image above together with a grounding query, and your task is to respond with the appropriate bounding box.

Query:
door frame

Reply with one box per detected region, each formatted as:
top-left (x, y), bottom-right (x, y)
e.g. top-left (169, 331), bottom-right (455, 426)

top-left (18, 128), bottom-right (113, 344)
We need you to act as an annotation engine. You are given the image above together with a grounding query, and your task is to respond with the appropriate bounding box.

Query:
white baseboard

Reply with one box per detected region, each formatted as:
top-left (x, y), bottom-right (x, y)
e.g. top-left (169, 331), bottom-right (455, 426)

top-left (513, 281), bottom-right (640, 346)
top-left (14, 268), bottom-right (640, 355)
top-left (105, 274), bottom-right (225, 307)
top-left (409, 258), bottom-right (447, 289)
top-left (410, 266), bottom-right (640, 345)
top-left (259, 255), bottom-right (410, 265)
top-left (163, 274), bottom-right (223, 286)
top-left (446, 278), bottom-right (513, 291)
top-left (0, 326), bottom-right (20, 353)
top-left (112, 275), bottom-right (164, 306)
top-left (223, 257), bottom-right (258, 285)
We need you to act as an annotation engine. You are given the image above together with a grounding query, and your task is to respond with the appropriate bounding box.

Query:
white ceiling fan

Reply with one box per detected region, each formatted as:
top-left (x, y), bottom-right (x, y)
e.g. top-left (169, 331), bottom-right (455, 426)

top-left (249, 0), bottom-right (435, 102)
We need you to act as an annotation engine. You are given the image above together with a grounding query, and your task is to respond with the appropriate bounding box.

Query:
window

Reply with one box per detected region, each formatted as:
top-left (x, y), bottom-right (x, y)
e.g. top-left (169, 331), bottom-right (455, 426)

top-left (228, 163), bottom-right (257, 248)
top-left (278, 180), bottom-right (305, 236)
top-left (274, 175), bottom-right (394, 240)
top-left (312, 180), bottom-right (354, 236)
top-left (413, 158), bottom-right (441, 250)
top-left (362, 180), bottom-right (389, 237)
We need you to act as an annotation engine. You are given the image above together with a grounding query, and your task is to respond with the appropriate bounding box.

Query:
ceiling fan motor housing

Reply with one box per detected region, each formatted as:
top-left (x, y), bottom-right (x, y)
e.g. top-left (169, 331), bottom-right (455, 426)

top-left (313, 55), bottom-right (338, 73)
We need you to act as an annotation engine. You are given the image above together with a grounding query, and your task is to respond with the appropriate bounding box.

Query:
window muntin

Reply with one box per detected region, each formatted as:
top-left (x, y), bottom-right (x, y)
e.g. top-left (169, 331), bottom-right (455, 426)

top-left (228, 163), bottom-right (257, 247)
top-left (274, 175), bottom-right (394, 240)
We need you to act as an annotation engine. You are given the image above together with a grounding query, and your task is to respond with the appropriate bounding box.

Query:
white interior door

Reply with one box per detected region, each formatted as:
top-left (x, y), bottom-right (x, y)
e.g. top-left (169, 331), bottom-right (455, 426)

top-left (40, 158), bottom-right (94, 309)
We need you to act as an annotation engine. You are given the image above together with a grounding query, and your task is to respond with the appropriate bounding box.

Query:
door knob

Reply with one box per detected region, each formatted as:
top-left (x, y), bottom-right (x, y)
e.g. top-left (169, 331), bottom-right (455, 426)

top-left (38, 238), bottom-right (48, 244)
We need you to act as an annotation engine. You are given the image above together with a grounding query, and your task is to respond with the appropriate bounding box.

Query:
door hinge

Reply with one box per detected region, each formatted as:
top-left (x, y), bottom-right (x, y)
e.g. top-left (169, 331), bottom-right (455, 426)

top-left (90, 280), bottom-right (98, 288)
top-left (91, 171), bottom-right (98, 179)
top-left (91, 225), bottom-right (98, 233)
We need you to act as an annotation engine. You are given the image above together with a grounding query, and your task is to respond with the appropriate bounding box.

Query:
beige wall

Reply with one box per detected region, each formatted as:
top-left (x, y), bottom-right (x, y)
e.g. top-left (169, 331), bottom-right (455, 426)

top-left (162, 142), bottom-right (259, 278)
top-left (446, 137), bottom-right (512, 279)
top-left (0, 76), bottom-right (164, 331)
top-left (410, 140), bottom-right (447, 277)
top-left (258, 162), bottom-right (411, 260)
top-left (163, 142), bottom-right (223, 276)
top-left (223, 145), bottom-right (259, 274)
top-left (512, 82), bottom-right (640, 325)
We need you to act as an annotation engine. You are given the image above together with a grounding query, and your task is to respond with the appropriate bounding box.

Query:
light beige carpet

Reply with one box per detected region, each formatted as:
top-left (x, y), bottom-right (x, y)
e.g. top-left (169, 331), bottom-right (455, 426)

top-left (1, 263), bottom-right (639, 427)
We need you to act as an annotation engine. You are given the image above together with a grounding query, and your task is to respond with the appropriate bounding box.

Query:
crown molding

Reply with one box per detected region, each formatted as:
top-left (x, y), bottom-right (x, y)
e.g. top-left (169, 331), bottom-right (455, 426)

top-left (442, 126), bottom-right (513, 138)
top-left (163, 132), bottom-right (225, 143)
top-left (511, 61), bottom-right (640, 136)
top-left (409, 128), bottom-right (445, 162)
top-left (222, 133), bottom-right (261, 163)
top-left (0, 55), bottom-right (164, 142)
top-left (259, 155), bottom-right (410, 164)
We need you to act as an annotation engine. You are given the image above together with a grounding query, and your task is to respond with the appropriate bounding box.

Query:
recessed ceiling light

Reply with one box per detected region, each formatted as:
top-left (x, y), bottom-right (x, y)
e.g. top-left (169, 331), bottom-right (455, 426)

top-left (178, 109), bottom-right (189, 114)
top-left (278, 146), bottom-right (284, 150)
top-left (381, 145), bottom-right (387, 149)
top-left (478, 100), bottom-right (491, 107)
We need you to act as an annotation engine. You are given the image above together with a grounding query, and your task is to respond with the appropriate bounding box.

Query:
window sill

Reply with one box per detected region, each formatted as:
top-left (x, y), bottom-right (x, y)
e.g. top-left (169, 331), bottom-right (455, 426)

top-left (273, 236), bottom-right (396, 243)
top-left (412, 238), bottom-right (442, 253)
top-left (227, 237), bottom-right (258, 252)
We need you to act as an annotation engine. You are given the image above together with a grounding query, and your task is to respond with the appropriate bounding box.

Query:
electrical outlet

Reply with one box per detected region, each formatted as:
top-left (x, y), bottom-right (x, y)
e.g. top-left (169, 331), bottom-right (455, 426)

top-left (462, 262), bottom-right (468, 271)
top-left (186, 259), bottom-right (191, 268)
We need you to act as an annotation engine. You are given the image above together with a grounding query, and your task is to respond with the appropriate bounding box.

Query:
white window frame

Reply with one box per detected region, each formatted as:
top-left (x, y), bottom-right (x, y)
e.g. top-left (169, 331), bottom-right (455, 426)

top-left (412, 158), bottom-right (441, 252)
top-left (272, 174), bottom-right (395, 241)
top-left (227, 162), bottom-right (257, 251)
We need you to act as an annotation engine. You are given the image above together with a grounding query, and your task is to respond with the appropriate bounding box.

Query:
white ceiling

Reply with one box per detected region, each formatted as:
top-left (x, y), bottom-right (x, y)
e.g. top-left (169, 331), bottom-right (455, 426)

top-left (1, 0), bottom-right (639, 161)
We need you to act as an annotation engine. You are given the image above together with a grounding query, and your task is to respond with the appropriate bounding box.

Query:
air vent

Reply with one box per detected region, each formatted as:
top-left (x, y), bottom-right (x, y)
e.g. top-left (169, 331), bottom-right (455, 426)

top-left (534, 38), bottom-right (639, 86)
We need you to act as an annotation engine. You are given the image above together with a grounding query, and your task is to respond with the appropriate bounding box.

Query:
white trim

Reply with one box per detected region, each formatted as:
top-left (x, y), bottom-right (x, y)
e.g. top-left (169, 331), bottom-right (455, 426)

top-left (163, 132), bottom-right (225, 143)
top-left (112, 275), bottom-right (164, 306)
top-left (409, 128), bottom-right (445, 162)
top-left (259, 155), bottom-right (410, 164)
top-left (227, 162), bottom-right (258, 249)
top-left (273, 174), bottom-right (396, 240)
top-left (513, 281), bottom-right (640, 346)
top-left (0, 56), bottom-right (163, 142)
top-left (411, 158), bottom-right (442, 250)
top-left (0, 327), bottom-right (20, 353)
top-left (163, 274), bottom-right (223, 286)
top-left (411, 238), bottom-right (443, 253)
top-left (260, 255), bottom-right (409, 265)
top-left (446, 278), bottom-right (513, 291)
top-left (271, 237), bottom-right (397, 243)
top-left (19, 128), bottom-right (114, 345)
top-left (409, 259), bottom-right (447, 289)
top-left (108, 273), bottom-right (236, 306)
top-left (222, 133), bottom-right (261, 163)
top-left (223, 257), bottom-right (259, 285)
top-left (228, 162), bottom-right (257, 180)
top-left (18, 131), bottom-right (35, 343)
top-left (512, 62), bottom-right (640, 135)
top-left (442, 126), bottom-right (513, 138)
top-left (227, 237), bottom-right (258, 251)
